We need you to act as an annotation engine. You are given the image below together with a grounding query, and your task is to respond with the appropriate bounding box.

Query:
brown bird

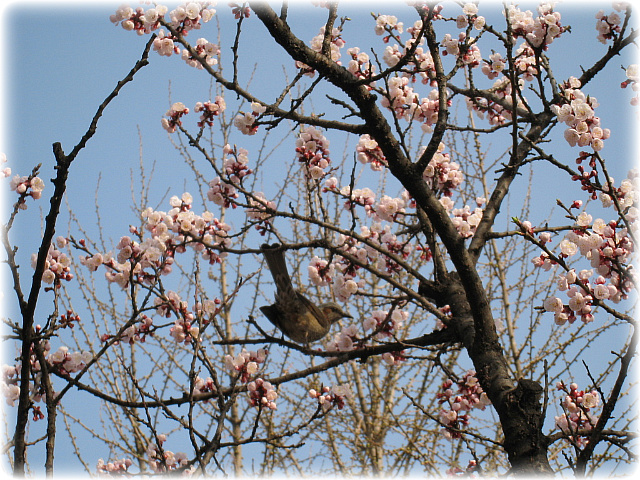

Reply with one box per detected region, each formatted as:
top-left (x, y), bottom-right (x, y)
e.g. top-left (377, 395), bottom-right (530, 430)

top-left (259, 243), bottom-right (351, 343)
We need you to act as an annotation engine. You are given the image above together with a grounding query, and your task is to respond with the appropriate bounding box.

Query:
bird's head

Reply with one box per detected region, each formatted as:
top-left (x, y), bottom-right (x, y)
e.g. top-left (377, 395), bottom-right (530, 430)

top-left (319, 302), bottom-right (352, 324)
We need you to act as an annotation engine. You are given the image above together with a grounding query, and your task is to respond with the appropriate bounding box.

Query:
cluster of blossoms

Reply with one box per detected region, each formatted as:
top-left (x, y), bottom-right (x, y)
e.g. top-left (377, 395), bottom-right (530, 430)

top-left (247, 378), bottom-right (277, 410)
top-left (103, 315), bottom-right (154, 345)
top-left (359, 222), bottom-right (413, 270)
top-left (58, 309), bottom-right (81, 329)
top-left (595, 3), bottom-right (628, 43)
top-left (2, 340), bottom-right (55, 416)
top-left (2, 365), bottom-right (22, 407)
top-left (155, 290), bottom-right (202, 344)
top-left (363, 308), bottom-right (409, 340)
top-left (81, 193), bottom-right (231, 288)
top-left (537, 171), bottom-right (637, 324)
top-left (326, 308), bottom-right (409, 366)
top-left (307, 240), bottom-right (362, 304)
top-left (504, 3), bottom-right (565, 48)
top-left (181, 37), bottom-right (219, 69)
top-left (622, 64), bottom-right (639, 106)
top-left (356, 134), bottom-right (387, 171)
top-left (415, 143), bottom-right (484, 238)
top-left (48, 346), bottom-right (92, 375)
top-left (374, 14), bottom-right (404, 41)
top-left (455, 3), bottom-right (486, 30)
top-left (328, 181), bottom-right (374, 217)
top-left (144, 192), bottom-right (232, 262)
top-left (245, 192), bottom-right (276, 233)
top-left (380, 76), bottom-right (449, 133)
top-left (295, 126), bottom-right (331, 179)
top-left (194, 96), bottom-right (225, 127)
top-left (326, 324), bottom-right (360, 352)
top-left (481, 52), bottom-right (506, 80)
top-left (309, 383), bottom-right (353, 411)
top-left (224, 348), bottom-right (268, 382)
top-left (96, 457), bottom-right (133, 475)
top-left (554, 382), bottom-right (601, 447)
top-left (466, 77), bottom-right (525, 126)
top-left (229, 2), bottom-right (251, 19)
top-left (382, 40), bottom-right (436, 86)
top-left (436, 371), bottom-right (491, 440)
top-left (221, 144), bottom-right (253, 183)
top-left (161, 102), bottom-right (189, 133)
top-left (102, 297), bottom-right (218, 346)
top-left (553, 76), bottom-right (609, 151)
top-left (307, 254), bottom-right (337, 287)
top-left (8, 171), bottom-right (45, 209)
top-left (441, 33), bottom-right (482, 67)
top-left (600, 170), bottom-right (639, 214)
top-left (441, 199), bottom-right (485, 239)
top-left (421, 143), bottom-right (463, 197)
top-left (295, 26), bottom-right (345, 75)
top-left (323, 305), bottom-right (408, 363)
top-left (1, 153), bottom-right (11, 177)
top-left (112, 3), bottom-right (218, 71)
top-left (512, 43), bottom-right (539, 82)
top-left (110, 2), bottom-right (216, 35)
top-left (325, 178), bottom-right (409, 226)
top-left (446, 460), bottom-right (479, 477)
top-left (380, 76), bottom-right (417, 118)
top-left (415, 89), bottom-right (448, 133)
top-left (161, 98), bottom-right (225, 133)
top-left (207, 176), bottom-right (238, 208)
top-left (346, 47), bottom-right (376, 85)
top-left (3, 342), bottom-right (90, 413)
top-left (192, 375), bottom-right (216, 395)
top-left (146, 434), bottom-right (192, 474)
top-left (207, 144), bottom-right (253, 208)
top-left (110, 4), bottom-right (167, 34)
top-left (376, 194), bottom-right (408, 223)
top-left (233, 102), bottom-right (267, 135)
top-left (152, 29), bottom-right (180, 56)
top-left (31, 238), bottom-right (73, 286)
top-left (97, 434), bottom-right (193, 475)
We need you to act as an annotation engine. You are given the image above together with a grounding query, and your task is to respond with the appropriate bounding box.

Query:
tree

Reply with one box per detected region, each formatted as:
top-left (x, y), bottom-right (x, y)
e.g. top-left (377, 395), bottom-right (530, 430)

top-left (2, 1), bottom-right (638, 476)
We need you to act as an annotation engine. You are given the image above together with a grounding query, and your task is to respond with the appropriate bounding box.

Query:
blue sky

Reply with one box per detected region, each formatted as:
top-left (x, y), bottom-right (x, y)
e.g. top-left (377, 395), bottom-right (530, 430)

top-left (1, 0), bottom-right (638, 475)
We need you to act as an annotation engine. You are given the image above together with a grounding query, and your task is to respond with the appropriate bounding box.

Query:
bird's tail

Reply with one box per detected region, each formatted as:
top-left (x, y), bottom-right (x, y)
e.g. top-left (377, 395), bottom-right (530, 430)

top-left (260, 243), bottom-right (297, 302)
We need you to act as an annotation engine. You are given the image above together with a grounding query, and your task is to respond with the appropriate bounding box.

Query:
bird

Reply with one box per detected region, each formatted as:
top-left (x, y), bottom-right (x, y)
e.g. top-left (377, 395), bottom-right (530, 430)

top-left (259, 243), bottom-right (351, 344)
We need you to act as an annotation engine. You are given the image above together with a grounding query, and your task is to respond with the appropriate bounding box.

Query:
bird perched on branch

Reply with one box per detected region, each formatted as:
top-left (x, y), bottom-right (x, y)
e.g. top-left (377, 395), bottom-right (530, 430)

top-left (259, 243), bottom-right (351, 344)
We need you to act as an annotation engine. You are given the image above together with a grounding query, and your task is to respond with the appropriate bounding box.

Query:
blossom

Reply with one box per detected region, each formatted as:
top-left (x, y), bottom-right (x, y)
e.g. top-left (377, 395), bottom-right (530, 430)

top-left (356, 134), bottom-right (387, 171)
top-left (559, 239), bottom-right (578, 256)
top-left (295, 25), bottom-right (345, 74)
top-left (543, 296), bottom-right (564, 313)
top-left (374, 15), bottom-right (403, 37)
top-left (224, 348), bottom-right (268, 382)
top-left (363, 309), bottom-right (407, 339)
top-left (295, 126), bottom-right (331, 179)
top-left (555, 382), bottom-right (601, 447)
top-left (161, 102), bottom-right (189, 133)
top-left (247, 378), bottom-right (277, 410)
top-left (436, 371), bottom-right (490, 439)
top-left (310, 383), bottom-right (353, 411)
top-left (47, 347), bottom-right (92, 374)
top-left (182, 38), bottom-right (219, 68)
top-left (32, 245), bottom-right (73, 285)
top-left (246, 193), bottom-right (275, 222)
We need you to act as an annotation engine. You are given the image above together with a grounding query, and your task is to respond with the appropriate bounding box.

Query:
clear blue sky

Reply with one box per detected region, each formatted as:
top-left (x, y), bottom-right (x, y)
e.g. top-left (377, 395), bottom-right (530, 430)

top-left (1, 0), bottom-right (638, 475)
